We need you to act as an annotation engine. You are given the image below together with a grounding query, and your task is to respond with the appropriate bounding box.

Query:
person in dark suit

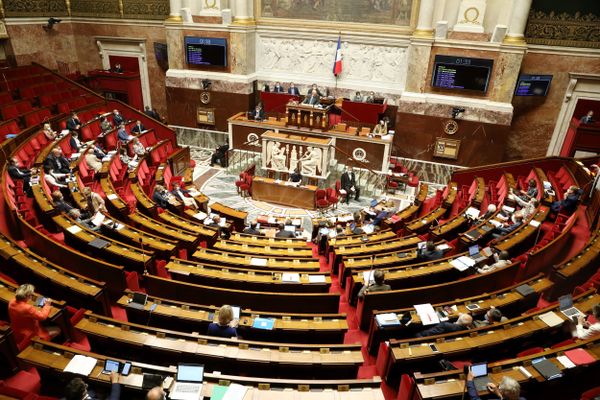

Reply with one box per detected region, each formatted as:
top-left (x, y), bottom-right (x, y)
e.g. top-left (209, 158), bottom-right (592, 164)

top-left (130, 120), bottom-right (146, 134)
top-left (492, 214), bottom-right (523, 239)
top-left (302, 89), bottom-right (321, 106)
top-left (170, 181), bottom-right (198, 209)
top-left (275, 223), bottom-right (295, 238)
top-left (243, 221), bottom-right (262, 236)
top-left (288, 83), bottom-right (300, 95)
top-left (365, 91), bottom-right (376, 103)
top-left (117, 123), bottom-right (133, 143)
top-left (66, 112), bottom-right (81, 132)
top-left (289, 168), bottom-right (302, 183)
top-left (262, 83), bottom-right (270, 92)
top-left (207, 305), bottom-right (238, 338)
top-left (306, 83), bottom-right (323, 97)
top-left (64, 373), bottom-right (121, 400)
top-left (144, 106), bottom-right (158, 119)
top-left (211, 142), bottom-right (229, 167)
top-left (418, 241), bottom-right (444, 261)
top-left (416, 313), bottom-right (473, 337)
top-left (112, 109), bottom-right (125, 126)
top-left (113, 63), bottom-right (123, 73)
top-left (249, 104), bottom-right (265, 121)
top-left (69, 131), bottom-right (83, 152)
top-left (51, 190), bottom-right (74, 213)
top-left (92, 143), bottom-right (106, 160)
top-left (8, 158), bottom-right (32, 195)
top-left (551, 185), bottom-right (582, 215)
top-left (580, 110), bottom-right (594, 124)
top-left (152, 184), bottom-right (171, 209)
top-left (44, 147), bottom-right (71, 174)
top-left (273, 82), bottom-right (284, 93)
top-left (340, 166), bottom-right (360, 204)
top-left (352, 91), bottom-right (363, 102)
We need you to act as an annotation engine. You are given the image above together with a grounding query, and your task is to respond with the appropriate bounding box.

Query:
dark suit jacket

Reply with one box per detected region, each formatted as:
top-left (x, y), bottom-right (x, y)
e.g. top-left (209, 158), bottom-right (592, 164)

top-left (243, 227), bottom-right (262, 236)
top-left (251, 109), bottom-right (265, 120)
top-left (416, 322), bottom-right (467, 337)
top-left (275, 229), bottom-right (296, 239)
top-left (303, 95), bottom-right (320, 106)
top-left (8, 165), bottom-right (31, 180)
top-left (306, 89), bottom-right (324, 96)
top-left (290, 172), bottom-right (302, 183)
top-left (93, 146), bottom-right (106, 160)
top-left (340, 172), bottom-right (357, 191)
top-left (113, 114), bottom-right (125, 126)
top-left (69, 136), bottom-right (81, 151)
top-left (418, 248), bottom-right (444, 261)
top-left (552, 191), bottom-right (581, 214)
top-left (60, 383), bottom-right (121, 400)
top-left (497, 220), bottom-right (523, 236)
top-left (131, 124), bottom-right (145, 134)
top-left (66, 117), bottom-right (81, 131)
top-left (117, 128), bottom-right (130, 142)
top-left (54, 199), bottom-right (74, 213)
top-left (288, 87), bottom-right (300, 95)
top-left (273, 85), bottom-right (284, 93)
top-left (152, 190), bottom-right (170, 208)
top-left (170, 188), bottom-right (190, 201)
top-left (44, 155), bottom-right (71, 174)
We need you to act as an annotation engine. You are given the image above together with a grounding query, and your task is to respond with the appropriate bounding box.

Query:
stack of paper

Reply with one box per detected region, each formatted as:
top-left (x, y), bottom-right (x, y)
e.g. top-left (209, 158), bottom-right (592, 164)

top-left (375, 313), bottom-right (401, 326)
top-left (250, 258), bottom-right (267, 267)
top-left (465, 207), bottom-right (480, 219)
top-left (450, 256), bottom-right (475, 272)
top-left (281, 273), bottom-right (300, 282)
top-left (538, 311), bottom-right (564, 327)
top-left (106, 193), bottom-right (119, 200)
top-left (222, 383), bottom-right (249, 400)
top-left (63, 355), bottom-right (97, 376)
top-left (308, 275), bottom-right (326, 283)
top-left (414, 303), bottom-right (439, 326)
top-left (193, 212), bottom-right (207, 221)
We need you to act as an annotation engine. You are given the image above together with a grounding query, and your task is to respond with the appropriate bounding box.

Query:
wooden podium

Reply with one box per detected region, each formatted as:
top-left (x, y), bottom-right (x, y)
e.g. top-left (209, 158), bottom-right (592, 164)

top-left (286, 103), bottom-right (331, 130)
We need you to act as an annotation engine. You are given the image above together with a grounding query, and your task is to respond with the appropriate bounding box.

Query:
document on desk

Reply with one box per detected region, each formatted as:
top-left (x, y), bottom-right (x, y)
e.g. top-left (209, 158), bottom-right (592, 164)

top-left (281, 272), bottom-right (300, 282)
top-left (66, 225), bottom-right (82, 234)
top-left (193, 212), bottom-right (208, 221)
top-left (250, 257), bottom-right (267, 267)
top-left (450, 256), bottom-right (475, 272)
top-left (308, 275), bottom-right (326, 283)
top-left (63, 354), bottom-right (97, 376)
top-left (414, 303), bottom-right (439, 326)
top-left (221, 383), bottom-right (248, 400)
top-left (538, 311), bottom-right (563, 327)
top-left (106, 193), bottom-right (119, 200)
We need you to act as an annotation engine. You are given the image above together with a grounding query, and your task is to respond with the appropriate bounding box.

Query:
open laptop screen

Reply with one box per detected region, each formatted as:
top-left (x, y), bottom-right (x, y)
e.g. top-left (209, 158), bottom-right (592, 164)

top-left (469, 245), bottom-right (480, 256)
top-left (558, 295), bottom-right (573, 310)
top-left (177, 364), bottom-right (204, 382)
top-left (471, 363), bottom-right (487, 377)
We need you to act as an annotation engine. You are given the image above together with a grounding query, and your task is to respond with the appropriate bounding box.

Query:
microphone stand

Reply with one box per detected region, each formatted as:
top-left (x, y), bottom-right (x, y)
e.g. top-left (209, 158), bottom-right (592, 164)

top-left (460, 365), bottom-right (469, 400)
top-left (139, 237), bottom-right (148, 275)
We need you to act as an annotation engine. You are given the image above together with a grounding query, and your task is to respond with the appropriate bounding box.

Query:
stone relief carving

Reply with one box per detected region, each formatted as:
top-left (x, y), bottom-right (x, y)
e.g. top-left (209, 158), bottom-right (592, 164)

top-left (258, 37), bottom-right (407, 85)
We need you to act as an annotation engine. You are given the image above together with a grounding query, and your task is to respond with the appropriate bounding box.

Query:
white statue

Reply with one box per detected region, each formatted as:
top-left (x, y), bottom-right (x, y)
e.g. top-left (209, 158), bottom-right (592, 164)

top-left (289, 145), bottom-right (298, 172)
top-left (299, 146), bottom-right (322, 176)
top-left (266, 141), bottom-right (287, 171)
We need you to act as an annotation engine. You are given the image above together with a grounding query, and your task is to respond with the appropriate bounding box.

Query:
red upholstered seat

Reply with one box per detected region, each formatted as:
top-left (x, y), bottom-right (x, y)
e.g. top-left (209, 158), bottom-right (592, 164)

top-left (396, 374), bottom-right (415, 400)
top-left (517, 346), bottom-right (544, 357)
top-left (582, 386), bottom-right (600, 400)
top-left (239, 175), bottom-right (252, 198)
top-left (1, 367), bottom-right (41, 395)
top-left (326, 187), bottom-right (339, 208)
top-left (315, 189), bottom-right (330, 210)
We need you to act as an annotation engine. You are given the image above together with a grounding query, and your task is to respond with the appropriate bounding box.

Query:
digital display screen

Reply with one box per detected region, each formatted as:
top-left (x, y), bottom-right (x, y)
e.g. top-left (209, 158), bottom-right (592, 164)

top-left (184, 37), bottom-right (227, 67)
top-left (432, 55), bottom-right (493, 93)
top-left (514, 74), bottom-right (552, 96)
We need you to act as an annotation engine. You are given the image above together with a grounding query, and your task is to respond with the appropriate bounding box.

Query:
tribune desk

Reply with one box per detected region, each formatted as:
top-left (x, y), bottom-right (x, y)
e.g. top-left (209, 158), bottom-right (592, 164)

top-left (252, 177), bottom-right (317, 210)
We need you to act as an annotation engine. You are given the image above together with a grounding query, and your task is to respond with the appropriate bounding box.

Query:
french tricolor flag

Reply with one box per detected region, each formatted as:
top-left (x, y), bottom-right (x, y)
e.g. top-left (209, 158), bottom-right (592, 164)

top-left (333, 35), bottom-right (342, 77)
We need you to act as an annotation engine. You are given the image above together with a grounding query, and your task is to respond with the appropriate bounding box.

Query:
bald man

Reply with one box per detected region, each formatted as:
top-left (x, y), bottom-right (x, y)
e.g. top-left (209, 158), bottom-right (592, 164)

top-left (146, 387), bottom-right (165, 400)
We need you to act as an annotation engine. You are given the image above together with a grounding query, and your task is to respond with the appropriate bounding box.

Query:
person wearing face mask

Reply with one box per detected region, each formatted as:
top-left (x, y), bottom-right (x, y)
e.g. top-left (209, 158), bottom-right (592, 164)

top-left (63, 373), bottom-right (121, 400)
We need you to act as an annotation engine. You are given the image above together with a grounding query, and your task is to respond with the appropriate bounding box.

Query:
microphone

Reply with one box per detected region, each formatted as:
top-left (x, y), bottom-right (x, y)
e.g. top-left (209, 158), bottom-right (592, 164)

top-left (139, 236), bottom-right (147, 275)
top-left (461, 365), bottom-right (470, 400)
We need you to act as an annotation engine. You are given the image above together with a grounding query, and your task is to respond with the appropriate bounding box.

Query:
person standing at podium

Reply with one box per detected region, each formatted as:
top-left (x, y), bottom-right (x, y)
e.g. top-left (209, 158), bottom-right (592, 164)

top-left (303, 89), bottom-right (321, 106)
top-left (341, 166), bottom-right (360, 204)
top-left (289, 168), bottom-right (302, 184)
top-left (249, 103), bottom-right (265, 121)
top-left (288, 82), bottom-right (300, 95)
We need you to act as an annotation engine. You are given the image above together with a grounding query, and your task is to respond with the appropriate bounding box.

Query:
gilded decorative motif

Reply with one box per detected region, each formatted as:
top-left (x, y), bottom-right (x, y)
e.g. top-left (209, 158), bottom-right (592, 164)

top-left (122, 0), bottom-right (169, 20)
top-left (525, 9), bottom-right (600, 48)
top-left (3, 0), bottom-right (68, 17)
top-left (259, 0), bottom-right (414, 26)
top-left (71, 0), bottom-right (120, 18)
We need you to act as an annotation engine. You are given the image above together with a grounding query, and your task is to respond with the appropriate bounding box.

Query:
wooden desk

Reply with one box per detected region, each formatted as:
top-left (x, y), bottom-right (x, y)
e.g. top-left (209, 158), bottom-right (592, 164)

top-left (210, 202), bottom-right (248, 232)
top-left (128, 212), bottom-right (199, 248)
top-left (286, 103), bottom-right (332, 130)
top-left (118, 290), bottom-right (348, 344)
top-left (214, 239), bottom-right (314, 258)
top-left (193, 248), bottom-right (320, 271)
top-left (229, 232), bottom-right (309, 248)
top-left (19, 339), bottom-right (384, 399)
top-left (252, 177), bottom-right (317, 210)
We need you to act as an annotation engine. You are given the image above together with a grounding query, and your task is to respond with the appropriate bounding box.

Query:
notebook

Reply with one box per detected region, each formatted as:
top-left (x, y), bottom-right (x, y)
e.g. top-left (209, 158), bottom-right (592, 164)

top-left (558, 294), bottom-right (584, 318)
top-left (531, 358), bottom-right (563, 380)
top-left (465, 230), bottom-right (482, 240)
top-left (515, 284), bottom-right (535, 297)
top-left (169, 363), bottom-right (204, 400)
top-left (471, 363), bottom-right (491, 392)
top-left (564, 348), bottom-right (595, 365)
top-left (375, 313), bottom-right (401, 327)
top-left (88, 238), bottom-right (110, 249)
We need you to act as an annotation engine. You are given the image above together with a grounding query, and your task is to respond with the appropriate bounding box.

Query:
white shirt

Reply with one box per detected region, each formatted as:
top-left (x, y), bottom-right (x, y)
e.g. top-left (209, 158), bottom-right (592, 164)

top-left (575, 322), bottom-right (600, 340)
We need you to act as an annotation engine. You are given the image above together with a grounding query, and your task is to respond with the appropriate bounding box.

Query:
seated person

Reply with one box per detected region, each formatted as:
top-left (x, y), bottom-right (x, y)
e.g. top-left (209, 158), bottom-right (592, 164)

top-left (467, 203), bottom-right (496, 226)
top-left (44, 147), bottom-right (71, 174)
top-left (171, 181), bottom-right (199, 209)
top-left (112, 109), bottom-right (125, 126)
top-left (473, 306), bottom-right (507, 327)
top-left (69, 131), bottom-right (84, 152)
top-left (100, 116), bottom-right (112, 133)
top-left (144, 106), bottom-right (159, 119)
top-left (119, 147), bottom-right (137, 171)
top-left (373, 119), bottom-right (388, 135)
top-left (44, 168), bottom-right (69, 191)
top-left (364, 91), bottom-right (375, 103)
top-left (83, 186), bottom-right (106, 214)
top-left (68, 208), bottom-right (98, 231)
top-left (85, 150), bottom-right (102, 173)
top-left (335, 224), bottom-right (345, 237)
top-left (66, 111), bottom-right (82, 132)
top-left (350, 212), bottom-right (365, 235)
top-left (516, 179), bottom-right (538, 201)
top-left (477, 250), bottom-right (511, 274)
top-left (418, 241), bottom-right (444, 261)
top-left (51, 190), bottom-right (74, 213)
top-left (580, 110), bottom-right (594, 124)
top-left (352, 91), bottom-right (363, 102)
top-left (358, 269), bottom-right (391, 299)
top-left (9, 284), bottom-right (60, 346)
top-left (307, 83), bottom-right (323, 97)
top-left (117, 123), bottom-right (134, 143)
top-left (146, 387), bottom-right (165, 400)
top-left (207, 215), bottom-right (231, 239)
top-left (243, 221), bottom-right (262, 236)
top-left (288, 82), bottom-right (300, 95)
top-left (491, 214), bottom-right (523, 239)
top-left (207, 305), bottom-right (238, 338)
top-left (289, 168), bottom-right (302, 183)
top-left (262, 83), bottom-right (270, 92)
top-left (65, 374), bottom-right (121, 400)
top-left (340, 166), bottom-right (360, 204)
top-left (8, 157), bottom-right (32, 196)
top-left (416, 313), bottom-right (473, 337)
top-left (211, 142), bottom-right (229, 167)
top-left (273, 82), bottom-right (284, 92)
top-left (275, 222), bottom-right (295, 238)
top-left (249, 103), bottom-right (265, 121)
top-left (152, 184), bottom-right (171, 209)
top-left (551, 185), bottom-right (582, 215)
top-left (303, 89), bottom-right (321, 106)
top-left (466, 374), bottom-right (524, 400)
top-left (130, 120), bottom-right (146, 134)
top-left (113, 63), bottom-right (123, 73)
top-left (131, 137), bottom-right (146, 157)
top-left (42, 123), bottom-right (58, 140)
top-left (513, 197), bottom-right (539, 221)
top-left (572, 304), bottom-right (600, 340)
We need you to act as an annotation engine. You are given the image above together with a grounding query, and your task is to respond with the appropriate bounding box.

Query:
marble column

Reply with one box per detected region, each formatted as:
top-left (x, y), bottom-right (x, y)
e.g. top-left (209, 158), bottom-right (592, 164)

top-left (413, 0), bottom-right (435, 38)
top-left (233, 0), bottom-right (254, 24)
top-left (166, 0), bottom-right (183, 22)
top-left (504, 0), bottom-right (533, 45)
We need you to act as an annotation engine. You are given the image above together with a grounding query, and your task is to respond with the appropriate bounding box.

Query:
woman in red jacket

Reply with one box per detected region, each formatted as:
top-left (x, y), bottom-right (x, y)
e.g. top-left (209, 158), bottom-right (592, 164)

top-left (8, 284), bottom-right (60, 346)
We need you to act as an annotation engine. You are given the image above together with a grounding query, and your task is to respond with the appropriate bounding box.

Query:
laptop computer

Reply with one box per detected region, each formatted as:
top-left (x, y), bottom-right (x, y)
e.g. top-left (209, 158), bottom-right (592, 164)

top-left (471, 363), bottom-right (492, 392)
top-left (169, 363), bottom-right (204, 400)
top-left (142, 373), bottom-right (164, 390)
top-left (468, 245), bottom-right (487, 263)
top-left (128, 292), bottom-right (148, 310)
top-left (558, 294), bottom-right (584, 318)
